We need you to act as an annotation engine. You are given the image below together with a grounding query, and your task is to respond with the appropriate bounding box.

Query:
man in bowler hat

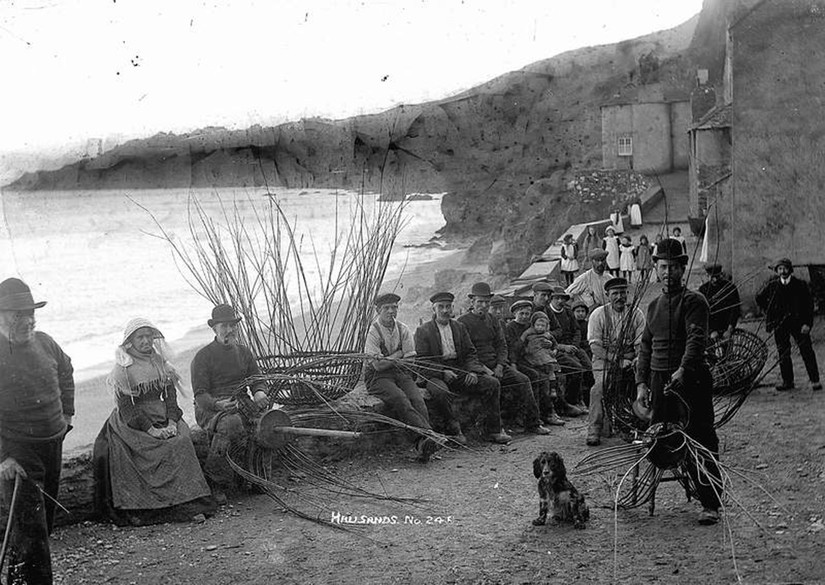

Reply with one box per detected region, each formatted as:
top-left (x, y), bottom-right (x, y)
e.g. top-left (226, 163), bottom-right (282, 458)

top-left (458, 283), bottom-right (550, 435)
top-left (756, 258), bottom-right (821, 391)
top-left (190, 304), bottom-right (269, 499)
top-left (635, 239), bottom-right (722, 525)
top-left (0, 277), bottom-right (75, 584)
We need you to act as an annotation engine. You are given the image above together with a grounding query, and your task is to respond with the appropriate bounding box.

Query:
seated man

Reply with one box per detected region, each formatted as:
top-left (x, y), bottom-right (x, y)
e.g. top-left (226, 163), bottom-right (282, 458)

top-left (458, 282), bottom-right (550, 435)
top-left (363, 292), bottom-right (458, 460)
top-left (190, 304), bottom-right (268, 499)
top-left (414, 292), bottom-right (511, 444)
top-left (489, 295), bottom-right (508, 322)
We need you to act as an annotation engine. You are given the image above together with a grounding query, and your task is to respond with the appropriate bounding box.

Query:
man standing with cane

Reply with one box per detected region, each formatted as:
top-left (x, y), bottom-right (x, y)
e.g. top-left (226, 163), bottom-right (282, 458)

top-left (0, 278), bottom-right (75, 584)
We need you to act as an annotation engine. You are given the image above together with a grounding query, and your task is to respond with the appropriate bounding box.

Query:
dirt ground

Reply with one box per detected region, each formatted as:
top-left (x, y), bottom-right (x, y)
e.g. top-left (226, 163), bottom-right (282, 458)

top-left (50, 337), bottom-right (825, 585)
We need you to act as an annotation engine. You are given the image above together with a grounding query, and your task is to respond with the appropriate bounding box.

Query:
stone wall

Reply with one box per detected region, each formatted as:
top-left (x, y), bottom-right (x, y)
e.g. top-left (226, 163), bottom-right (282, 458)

top-left (570, 169), bottom-right (650, 206)
top-left (728, 0), bottom-right (825, 305)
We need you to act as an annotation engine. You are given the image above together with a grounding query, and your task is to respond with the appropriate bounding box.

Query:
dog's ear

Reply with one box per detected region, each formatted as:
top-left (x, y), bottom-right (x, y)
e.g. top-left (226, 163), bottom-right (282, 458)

top-left (533, 456), bottom-right (542, 479)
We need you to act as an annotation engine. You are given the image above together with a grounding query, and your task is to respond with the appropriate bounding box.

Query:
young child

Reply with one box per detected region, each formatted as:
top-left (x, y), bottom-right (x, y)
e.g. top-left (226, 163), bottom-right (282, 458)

top-left (619, 235), bottom-right (635, 282)
top-left (520, 312), bottom-right (563, 410)
top-left (603, 226), bottom-right (621, 276)
top-left (671, 226), bottom-right (687, 255)
top-left (571, 301), bottom-right (591, 359)
top-left (559, 234), bottom-right (580, 286)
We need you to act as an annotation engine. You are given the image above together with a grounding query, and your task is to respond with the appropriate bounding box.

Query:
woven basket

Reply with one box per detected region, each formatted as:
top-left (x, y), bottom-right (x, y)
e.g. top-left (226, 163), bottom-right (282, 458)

top-left (257, 352), bottom-right (363, 406)
top-left (707, 328), bottom-right (768, 397)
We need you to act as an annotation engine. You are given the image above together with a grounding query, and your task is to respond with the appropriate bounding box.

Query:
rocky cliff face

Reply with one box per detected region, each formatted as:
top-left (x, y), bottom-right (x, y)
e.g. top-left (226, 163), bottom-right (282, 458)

top-left (8, 3), bottom-right (726, 276)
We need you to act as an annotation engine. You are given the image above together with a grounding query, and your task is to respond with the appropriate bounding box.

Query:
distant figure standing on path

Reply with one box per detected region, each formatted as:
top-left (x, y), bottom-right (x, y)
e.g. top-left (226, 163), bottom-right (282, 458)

top-left (698, 264), bottom-right (741, 341)
top-left (636, 235), bottom-right (654, 283)
top-left (560, 234), bottom-right (580, 286)
top-left (0, 278), bottom-right (75, 584)
top-left (671, 227), bottom-right (688, 256)
top-left (582, 226), bottom-right (600, 271)
top-left (602, 226), bottom-right (621, 276)
top-left (619, 235), bottom-right (635, 282)
top-left (755, 258), bottom-right (821, 392)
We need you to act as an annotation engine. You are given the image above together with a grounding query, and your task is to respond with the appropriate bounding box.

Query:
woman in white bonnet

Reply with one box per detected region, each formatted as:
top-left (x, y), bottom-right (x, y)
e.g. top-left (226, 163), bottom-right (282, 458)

top-left (93, 318), bottom-right (215, 525)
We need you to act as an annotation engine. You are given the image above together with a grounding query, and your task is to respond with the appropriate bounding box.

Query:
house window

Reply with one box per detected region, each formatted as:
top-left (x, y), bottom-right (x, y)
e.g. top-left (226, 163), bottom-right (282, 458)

top-left (617, 136), bottom-right (633, 156)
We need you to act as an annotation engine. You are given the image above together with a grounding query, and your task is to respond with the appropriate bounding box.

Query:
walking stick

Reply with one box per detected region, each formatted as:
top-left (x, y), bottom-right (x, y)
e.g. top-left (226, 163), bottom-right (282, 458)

top-left (0, 474), bottom-right (23, 582)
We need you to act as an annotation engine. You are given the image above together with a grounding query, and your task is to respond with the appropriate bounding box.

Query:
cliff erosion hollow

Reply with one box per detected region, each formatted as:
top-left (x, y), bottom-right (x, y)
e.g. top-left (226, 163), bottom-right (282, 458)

top-left (7, 1), bottom-right (731, 277)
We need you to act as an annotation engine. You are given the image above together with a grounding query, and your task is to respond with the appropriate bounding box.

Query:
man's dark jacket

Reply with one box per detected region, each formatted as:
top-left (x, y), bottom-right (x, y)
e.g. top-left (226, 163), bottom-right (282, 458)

top-left (457, 311), bottom-right (508, 370)
top-left (414, 318), bottom-right (486, 380)
top-left (755, 276), bottom-right (814, 332)
top-left (699, 277), bottom-right (741, 333)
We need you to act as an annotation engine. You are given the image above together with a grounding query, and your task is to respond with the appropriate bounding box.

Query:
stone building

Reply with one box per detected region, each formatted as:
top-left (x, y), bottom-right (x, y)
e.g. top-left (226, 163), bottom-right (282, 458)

top-left (600, 89), bottom-right (691, 174)
top-left (702, 0), bottom-right (825, 307)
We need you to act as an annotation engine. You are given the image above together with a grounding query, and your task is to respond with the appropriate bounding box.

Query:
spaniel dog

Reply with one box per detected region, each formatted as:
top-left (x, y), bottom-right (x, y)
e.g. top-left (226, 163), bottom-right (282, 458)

top-left (532, 451), bottom-right (589, 528)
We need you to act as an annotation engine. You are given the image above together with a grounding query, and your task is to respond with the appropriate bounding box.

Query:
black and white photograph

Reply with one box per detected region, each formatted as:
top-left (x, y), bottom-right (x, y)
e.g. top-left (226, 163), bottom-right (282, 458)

top-left (1, 0), bottom-right (824, 583)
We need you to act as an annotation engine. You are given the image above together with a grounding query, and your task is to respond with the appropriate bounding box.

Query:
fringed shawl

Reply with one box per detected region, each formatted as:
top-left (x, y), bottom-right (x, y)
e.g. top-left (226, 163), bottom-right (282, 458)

top-left (107, 345), bottom-right (182, 399)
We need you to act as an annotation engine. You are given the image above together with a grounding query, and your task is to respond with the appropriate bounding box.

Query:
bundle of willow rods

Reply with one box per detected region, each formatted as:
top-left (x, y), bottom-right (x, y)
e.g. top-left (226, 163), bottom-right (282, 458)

top-left (142, 190), bottom-right (408, 403)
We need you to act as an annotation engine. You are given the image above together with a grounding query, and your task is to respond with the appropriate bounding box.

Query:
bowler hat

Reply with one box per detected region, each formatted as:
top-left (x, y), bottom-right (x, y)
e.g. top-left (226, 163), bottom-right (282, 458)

top-left (490, 295), bottom-right (506, 305)
top-left (374, 292), bottom-right (401, 307)
top-left (468, 282), bottom-right (493, 298)
top-left (532, 281), bottom-right (553, 293)
top-left (510, 299), bottom-right (533, 313)
top-left (604, 277), bottom-right (629, 292)
top-left (773, 258), bottom-right (793, 273)
top-left (704, 263), bottom-right (723, 275)
top-left (0, 278), bottom-right (47, 311)
top-left (589, 249), bottom-right (608, 261)
top-left (550, 286), bottom-right (570, 299)
top-left (652, 238), bottom-right (688, 263)
top-left (208, 304), bottom-right (242, 327)
top-left (429, 291), bottom-right (455, 304)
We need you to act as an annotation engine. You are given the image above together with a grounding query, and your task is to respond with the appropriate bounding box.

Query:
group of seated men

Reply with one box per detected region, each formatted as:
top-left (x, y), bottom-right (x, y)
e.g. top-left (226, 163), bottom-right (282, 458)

top-left (363, 278), bottom-right (606, 460)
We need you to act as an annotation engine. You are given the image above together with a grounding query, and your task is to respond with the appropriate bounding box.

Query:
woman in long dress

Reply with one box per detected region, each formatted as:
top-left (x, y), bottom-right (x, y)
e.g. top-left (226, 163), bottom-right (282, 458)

top-left (582, 225), bottom-right (600, 271)
top-left (602, 226), bottom-right (621, 276)
top-left (636, 234), bottom-right (654, 282)
top-left (94, 318), bottom-right (215, 525)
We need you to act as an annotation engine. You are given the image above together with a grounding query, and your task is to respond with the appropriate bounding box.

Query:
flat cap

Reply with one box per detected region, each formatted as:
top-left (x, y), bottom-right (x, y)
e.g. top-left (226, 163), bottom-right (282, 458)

top-left (490, 295), bottom-right (506, 305)
top-left (510, 299), bottom-right (533, 313)
top-left (532, 281), bottom-right (553, 292)
top-left (429, 291), bottom-right (455, 304)
top-left (589, 249), bottom-right (608, 261)
top-left (550, 286), bottom-right (570, 299)
top-left (604, 277), bottom-right (629, 291)
top-left (374, 292), bottom-right (401, 306)
top-left (704, 263), bottom-right (723, 275)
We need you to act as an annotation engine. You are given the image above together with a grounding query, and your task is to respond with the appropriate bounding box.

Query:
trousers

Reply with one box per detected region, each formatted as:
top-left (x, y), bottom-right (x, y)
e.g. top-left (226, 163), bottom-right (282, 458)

top-left (774, 324), bottom-right (820, 385)
top-left (650, 368), bottom-right (721, 510)
top-left (499, 364), bottom-right (541, 428)
top-left (1, 437), bottom-right (63, 585)
top-left (426, 368), bottom-right (502, 435)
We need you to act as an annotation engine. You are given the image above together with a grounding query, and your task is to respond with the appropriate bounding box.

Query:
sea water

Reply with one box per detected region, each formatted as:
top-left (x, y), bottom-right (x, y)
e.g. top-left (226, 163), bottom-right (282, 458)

top-left (0, 187), bottom-right (448, 381)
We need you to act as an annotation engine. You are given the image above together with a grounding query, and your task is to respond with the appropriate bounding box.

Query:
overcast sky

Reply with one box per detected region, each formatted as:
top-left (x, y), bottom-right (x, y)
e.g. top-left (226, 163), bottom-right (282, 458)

top-left (0, 0), bottom-right (703, 155)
